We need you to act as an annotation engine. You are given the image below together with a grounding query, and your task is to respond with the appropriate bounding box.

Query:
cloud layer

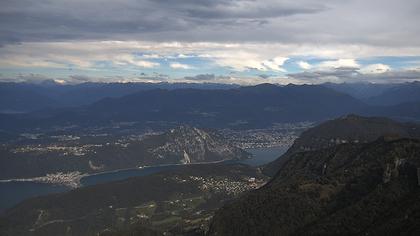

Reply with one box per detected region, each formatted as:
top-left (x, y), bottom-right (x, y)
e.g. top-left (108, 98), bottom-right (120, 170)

top-left (0, 0), bottom-right (326, 45)
top-left (1, 0), bottom-right (420, 47)
top-left (0, 0), bottom-right (420, 84)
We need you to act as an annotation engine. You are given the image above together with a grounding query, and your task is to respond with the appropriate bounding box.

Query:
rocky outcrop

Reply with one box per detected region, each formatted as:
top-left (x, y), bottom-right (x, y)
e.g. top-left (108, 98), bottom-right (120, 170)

top-left (149, 126), bottom-right (250, 163)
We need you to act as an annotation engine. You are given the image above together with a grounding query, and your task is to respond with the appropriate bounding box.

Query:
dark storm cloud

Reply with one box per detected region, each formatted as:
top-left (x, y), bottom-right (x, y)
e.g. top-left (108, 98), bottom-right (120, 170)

top-left (181, 1), bottom-right (323, 19)
top-left (0, 0), bottom-right (326, 44)
top-left (2, 0), bottom-right (420, 48)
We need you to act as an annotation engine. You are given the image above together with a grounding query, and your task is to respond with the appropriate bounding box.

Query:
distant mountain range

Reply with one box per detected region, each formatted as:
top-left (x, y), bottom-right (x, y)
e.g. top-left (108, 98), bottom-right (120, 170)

top-left (81, 83), bottom-right (365, 127)
top-left (0, 81), bottom-right (239, 113)
top-left (3, 81), bottom-right (420, 111)
top-left (2, 81), bottom-right (420, 111)
top-left (209, 117), bottom-right (420, 235)
top-left (322, 82), bottom-right (395, 99)
top-left (322, 81), bottom-right (420, 105)
top-left (1, 82), bottom-right (420, 134)
top-left (0, 83), bottom-right (368, 132)
top-left (365, 81), bottom-right (420, 106)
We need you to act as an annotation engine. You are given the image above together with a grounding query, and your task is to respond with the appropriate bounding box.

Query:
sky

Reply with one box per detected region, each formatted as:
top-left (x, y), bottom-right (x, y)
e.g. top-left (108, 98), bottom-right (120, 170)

top-left (1, 0), bottom-right (420, 85)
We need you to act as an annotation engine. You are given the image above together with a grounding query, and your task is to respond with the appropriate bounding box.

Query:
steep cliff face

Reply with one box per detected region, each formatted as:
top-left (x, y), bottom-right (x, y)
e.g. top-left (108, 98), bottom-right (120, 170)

top-left (149, 126), bottom-right (250, 164)
top-left (208, 137), bottom-right (420, 236)
top-left (263, 115), bottom-right (420, 176)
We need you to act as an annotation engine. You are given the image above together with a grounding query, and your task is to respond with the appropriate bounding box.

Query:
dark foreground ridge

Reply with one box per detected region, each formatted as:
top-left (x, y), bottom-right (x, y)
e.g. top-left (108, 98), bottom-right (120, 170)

top-left (263, 114), bottom-right (420, 176)
top-left (208, 137), bottom-right (420, 235)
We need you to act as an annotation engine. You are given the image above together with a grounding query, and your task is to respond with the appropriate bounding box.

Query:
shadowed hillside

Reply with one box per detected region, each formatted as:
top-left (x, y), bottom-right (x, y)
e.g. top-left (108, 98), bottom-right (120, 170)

top-left (0, 163), bottom-right (267, 236)
top-left (209, 137), bottom-right (420, 235)
top-left (263, 115), bottom-right (420, 176)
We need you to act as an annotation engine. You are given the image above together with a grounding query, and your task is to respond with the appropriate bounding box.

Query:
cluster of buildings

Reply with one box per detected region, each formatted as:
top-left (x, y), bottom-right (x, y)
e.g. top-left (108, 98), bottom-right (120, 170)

top-left (189, 176), bottom-right (266, 196)
top-left (220, 122), bottom-right (313, 149)
top-left (3, 171), bottom-right (88, 188)
top-left (11, 144), bottom-right (103, 157)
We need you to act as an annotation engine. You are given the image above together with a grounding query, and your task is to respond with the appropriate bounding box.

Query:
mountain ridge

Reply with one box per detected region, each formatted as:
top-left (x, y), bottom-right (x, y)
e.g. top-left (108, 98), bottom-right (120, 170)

top-left (366, 81), bottom-right (420, 106)
top-left (209, 136), bottom-right (420, 235)
top-left (0, 83), bottom-right (368, 132)
top-left (263, 114), bottom-right (420, 176)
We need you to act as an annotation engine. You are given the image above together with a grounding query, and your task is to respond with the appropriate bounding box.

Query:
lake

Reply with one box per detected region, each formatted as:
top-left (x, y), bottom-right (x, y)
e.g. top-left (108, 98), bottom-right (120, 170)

top-left (0, 146), bottom-right (287, 212)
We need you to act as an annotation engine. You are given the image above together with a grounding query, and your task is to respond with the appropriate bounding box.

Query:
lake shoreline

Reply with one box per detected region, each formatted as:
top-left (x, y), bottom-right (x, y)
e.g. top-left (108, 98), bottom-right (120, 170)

top-left (0, 158), bottom-right (245, 188)
top-left (0, 146), bottom-right (287, 187)
top-left (0, 146), bottom-right (288, 212)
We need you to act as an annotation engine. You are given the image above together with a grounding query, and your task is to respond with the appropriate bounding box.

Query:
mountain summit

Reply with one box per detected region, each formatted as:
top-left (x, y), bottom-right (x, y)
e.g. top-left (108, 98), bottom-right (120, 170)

top-left (148, 125), bottom-right (249, 164)
top-left (263, 115), bottom-right (420, 176)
